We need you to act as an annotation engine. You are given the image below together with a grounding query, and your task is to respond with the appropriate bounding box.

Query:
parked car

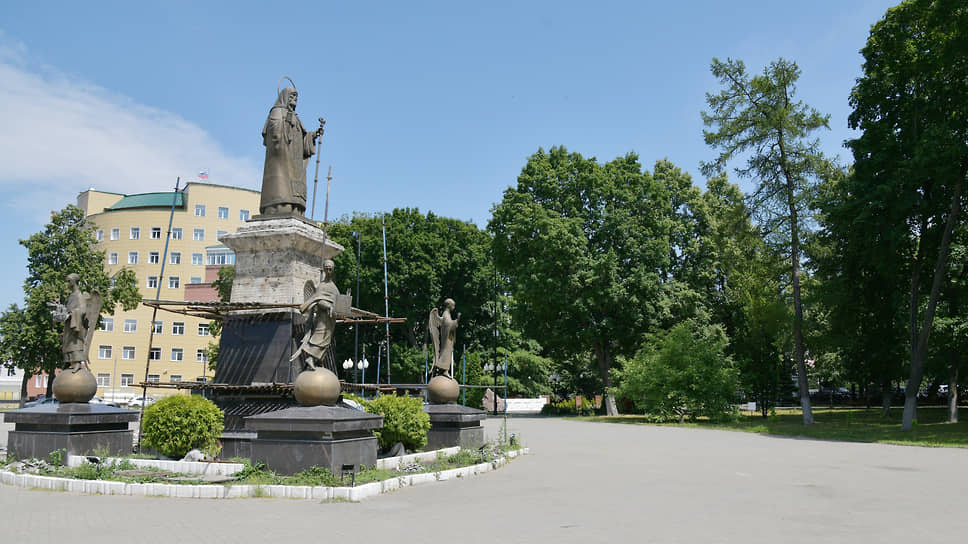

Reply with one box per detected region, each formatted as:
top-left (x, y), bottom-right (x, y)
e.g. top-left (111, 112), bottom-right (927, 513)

top-left (126, 396), bottom-right (156, 408)
top-left (24, 397), bottom-right (59, 407)
top-left (89, 396), bottom-right (120, 407)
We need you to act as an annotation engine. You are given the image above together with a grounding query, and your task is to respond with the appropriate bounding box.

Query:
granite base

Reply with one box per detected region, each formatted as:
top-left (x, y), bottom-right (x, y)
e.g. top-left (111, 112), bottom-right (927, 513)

top-left (245, 405), bottom-right (383, 475)
top-left (423, 404), bottom-right (486, 451)
top-left (3, 403), bottom-right (138, 459)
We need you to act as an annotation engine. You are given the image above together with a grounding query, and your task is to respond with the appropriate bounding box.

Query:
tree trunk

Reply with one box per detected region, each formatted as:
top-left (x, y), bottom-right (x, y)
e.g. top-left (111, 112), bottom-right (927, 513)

top-left (788, 182), bottom-right (814, 425)
top-left (19, 371), bottom-right (30, 408)
top-left (880, 379), bottom-right (892, 418)
top-left (948, 364), bottom-right (959, 423)
top-left (902, 174), bottom-right (964, 431)
top-left (593, 342), bottom-right (618, 416)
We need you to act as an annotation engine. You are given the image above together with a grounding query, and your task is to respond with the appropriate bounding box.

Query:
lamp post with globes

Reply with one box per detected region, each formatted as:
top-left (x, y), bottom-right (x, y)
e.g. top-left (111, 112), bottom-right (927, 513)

top-left (352, 231), bottom-right (361, 384)
top-left (483, 358), bottom-right (506, 416)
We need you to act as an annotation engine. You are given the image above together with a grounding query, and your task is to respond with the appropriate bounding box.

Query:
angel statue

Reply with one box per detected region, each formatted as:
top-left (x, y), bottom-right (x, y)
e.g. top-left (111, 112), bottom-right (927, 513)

top-left (50, 273), bottom-right (102, 372)
top-left (290, 259), bottom-right (340, 373)
top-left (428, 298), bottom-right (460, 379)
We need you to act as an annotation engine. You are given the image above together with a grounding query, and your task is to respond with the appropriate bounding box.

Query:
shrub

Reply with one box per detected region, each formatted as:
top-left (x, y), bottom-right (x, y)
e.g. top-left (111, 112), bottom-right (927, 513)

top-left (612, 320), bottom-right (739, 422)
top-left (141, 395), bottom-right (224, 458)
top-left (539, 397), bottom-right (596, 416)
top-left (364, 394), bottom-right (430, 451)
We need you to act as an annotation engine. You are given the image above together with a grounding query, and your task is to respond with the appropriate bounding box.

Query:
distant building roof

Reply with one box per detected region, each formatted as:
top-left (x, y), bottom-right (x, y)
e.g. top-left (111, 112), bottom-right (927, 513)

top-left (105, 192), bottom-right (186, 211)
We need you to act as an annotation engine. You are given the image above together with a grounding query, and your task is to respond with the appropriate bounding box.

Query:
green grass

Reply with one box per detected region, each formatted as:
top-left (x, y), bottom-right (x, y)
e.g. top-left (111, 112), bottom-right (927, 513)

top-left (581, 406), bottom-right (968, 448)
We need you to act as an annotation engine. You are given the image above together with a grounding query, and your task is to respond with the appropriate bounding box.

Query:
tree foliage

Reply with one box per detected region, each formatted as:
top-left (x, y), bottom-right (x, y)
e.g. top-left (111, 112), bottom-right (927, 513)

top-left (1, 205), bottom-right (140, 398)
top-left (702, 57), bottom-right (835, 424)
top-left (489, 147), bottom-right (673, 415)
top-left (845, 0), bottom-right (968, 430)
top-left (325, 209), bottom-right (494, 384)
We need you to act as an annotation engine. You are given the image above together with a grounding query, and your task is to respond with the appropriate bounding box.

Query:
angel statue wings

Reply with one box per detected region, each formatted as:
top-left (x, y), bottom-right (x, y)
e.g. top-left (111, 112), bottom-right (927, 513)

top-left (428, 298), bottom-right (460, 379)
top-left (50, 273), bottom-right (102, 372)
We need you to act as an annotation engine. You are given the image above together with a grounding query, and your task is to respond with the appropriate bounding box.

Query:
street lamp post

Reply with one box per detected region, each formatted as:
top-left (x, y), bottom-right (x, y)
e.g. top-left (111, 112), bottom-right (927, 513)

top-left (352, 231), bottom-right (361, 384)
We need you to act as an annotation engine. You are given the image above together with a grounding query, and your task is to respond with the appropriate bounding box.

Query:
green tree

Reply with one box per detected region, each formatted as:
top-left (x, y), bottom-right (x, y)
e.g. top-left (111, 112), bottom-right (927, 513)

top-left (489, 147), bottom-right (672, 415)
top-left (701, 57), bottom-right (835, 424)
top-left (847, 0), bottom-right (968, 431)
top-left (7, 205), bottom-right (140, 399)
top-left (812, 171), bottom-right (908, 416)
top-left (323, 209), bottom-right (495, 384)
top-left (204, 265), bottom-right (234, 372)
top-left (613, 320), bottom-right (738, 422)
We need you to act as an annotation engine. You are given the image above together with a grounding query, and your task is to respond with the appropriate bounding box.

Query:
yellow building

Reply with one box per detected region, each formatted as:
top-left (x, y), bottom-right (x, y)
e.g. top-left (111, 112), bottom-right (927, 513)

top-left (77, 183), bottom-right (260, 402)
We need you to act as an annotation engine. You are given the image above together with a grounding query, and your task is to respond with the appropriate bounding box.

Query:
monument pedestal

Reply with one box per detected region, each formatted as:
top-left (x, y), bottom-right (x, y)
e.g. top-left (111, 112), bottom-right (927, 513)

top-left (220, 216), bottom-right (343, 306)
top-left (245, 405), bottom-right (383, 475)
top-left (423, 404), bottom-right (486, 451)
top-left (3, 403), bottom-right (137, 459)
top-left (212, 217), bottom-right (344, 431)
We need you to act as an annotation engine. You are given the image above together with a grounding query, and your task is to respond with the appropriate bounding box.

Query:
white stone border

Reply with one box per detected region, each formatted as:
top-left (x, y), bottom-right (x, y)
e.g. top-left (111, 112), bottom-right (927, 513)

top-left (0, 448), bottom-right (528, 501)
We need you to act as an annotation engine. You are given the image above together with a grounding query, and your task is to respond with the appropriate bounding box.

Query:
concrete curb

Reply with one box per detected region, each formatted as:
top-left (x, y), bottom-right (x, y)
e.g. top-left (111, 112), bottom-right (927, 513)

top-left (0, 448), bottom-right (528, 501)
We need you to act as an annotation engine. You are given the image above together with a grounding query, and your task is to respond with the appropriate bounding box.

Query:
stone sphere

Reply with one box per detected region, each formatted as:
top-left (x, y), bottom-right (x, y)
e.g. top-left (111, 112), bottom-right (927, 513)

top-left (52, 367), bottom-right (97, 403)
top-left (427, 375), bottom-right (460, 404)
top-left (293, 368), bottom-right (341, 406)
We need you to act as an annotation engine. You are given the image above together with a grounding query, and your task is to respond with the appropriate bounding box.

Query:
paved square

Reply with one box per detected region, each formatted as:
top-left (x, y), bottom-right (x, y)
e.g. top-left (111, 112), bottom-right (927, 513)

top-left (2, 417), bottom-right (966, 543)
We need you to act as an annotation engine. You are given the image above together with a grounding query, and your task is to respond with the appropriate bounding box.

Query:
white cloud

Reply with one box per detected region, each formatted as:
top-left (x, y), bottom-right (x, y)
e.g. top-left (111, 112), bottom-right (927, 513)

top-left (0, 42), bottom-right (259, 221)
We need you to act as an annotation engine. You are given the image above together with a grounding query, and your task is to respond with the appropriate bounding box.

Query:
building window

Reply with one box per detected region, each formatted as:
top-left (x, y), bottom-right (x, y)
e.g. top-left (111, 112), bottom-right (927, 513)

top-left (149, 251), bottom-right (160, 264)
top-left (171, 348), bottom-right (184, 361)
top-left (171, 227), bottom-right (183, 240)
top-left (196, 349), bottom-right (208, 363)
top-left (98, 345), bottom-right (112, 359)
top-left (190, 277), bottom-right (202, 284)
top-left (168, 276), bottom-right (180, 289)
top-left (123, 319), bottom-right (137, 333)
top-left (96, 229), bottom-right (104, 242)
top-left (121, 346), bottom-right (136, 360)
top-left (193, 228), bottom-right (204, 241)
top-left (110, 228), bottom-right (119, 240)
top-left (130, 227), bottom-right (140, 240)
top-left (170, 252), bottom-right (181, 265)
top-left (149, 347), bottom-right (161, 361)
top-left (35, 375), bottom-right (48, 388)
top-left (172, 322), bottom-right (185, 335)
top-left (152, 321), bottom-right (163, 334)
top-left (147, 276), bottom-right (158, 289)
top-left (150, 227), bottom-right (162, 239)
top-left (96, 373), bottom-right (111, 387)
top-left (170, 375), bottom-right (182, 383)
top-left (195, 204), bottom-right (206, 217)
top-left (99, 317), bottom-right (114, 332)
top-left (216, 230), bottom-right (227, 240)
top-left (197, 323), bottom-right (210, 336)
top-left (127, 251), bottom-right (138, 264)
top-left (108, 253), bottom-right (118, 265)
top-left (218, 206), bottom-right (229, 219)
top-left (191, 253), bottom-right (203, 265)
top-left (240, 209), bottom-right (250, 221)
top-left (147, 374), bottom-right (160, 383)
top-left (120, 374), bottom-right (134, 387)
top-left (207, 249), bottom-right (235, 265)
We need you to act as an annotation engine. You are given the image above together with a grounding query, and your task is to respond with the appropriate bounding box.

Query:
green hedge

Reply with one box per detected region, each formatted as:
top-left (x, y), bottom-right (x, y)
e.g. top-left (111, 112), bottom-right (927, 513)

top-left (360, 394), bottom-right (430, 451)
top-left (141, 395), bottom-right (224, 458)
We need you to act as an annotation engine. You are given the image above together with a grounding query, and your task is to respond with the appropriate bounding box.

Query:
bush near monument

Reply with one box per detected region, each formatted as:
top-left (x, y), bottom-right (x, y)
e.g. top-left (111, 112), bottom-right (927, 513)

top-left (141, 395), bottom-right (224, 458)
top-left (361, 394), bottom-right (430, 451)
top-left (613, 320), bottom-right (739, 423)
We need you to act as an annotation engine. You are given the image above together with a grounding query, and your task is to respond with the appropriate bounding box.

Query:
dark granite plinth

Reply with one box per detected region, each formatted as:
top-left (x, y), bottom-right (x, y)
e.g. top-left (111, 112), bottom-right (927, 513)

top-left (214, 311), bottom-right (298, 386)
top-left (3, 403), bottom-right (138, 459)
top-left (245, 405), bottom-right (383, 475)
top-left (423, 404), bottom-right (486, 451)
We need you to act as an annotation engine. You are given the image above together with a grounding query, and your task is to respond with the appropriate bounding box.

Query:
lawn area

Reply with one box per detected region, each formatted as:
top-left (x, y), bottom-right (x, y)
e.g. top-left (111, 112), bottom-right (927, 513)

top-left (582, 406), bottom-right (968, 448)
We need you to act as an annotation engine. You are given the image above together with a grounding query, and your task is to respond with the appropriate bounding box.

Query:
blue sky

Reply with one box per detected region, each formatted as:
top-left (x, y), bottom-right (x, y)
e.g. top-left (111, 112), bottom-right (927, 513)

top-left (0, 0), bottom-right (898, 309)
